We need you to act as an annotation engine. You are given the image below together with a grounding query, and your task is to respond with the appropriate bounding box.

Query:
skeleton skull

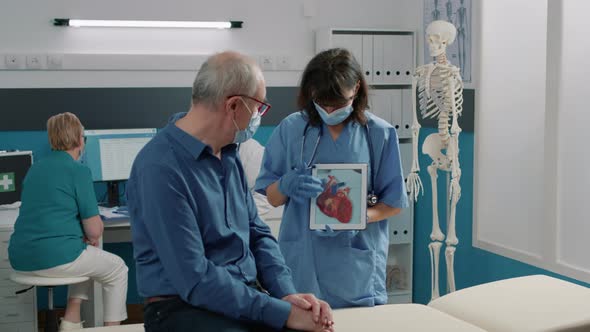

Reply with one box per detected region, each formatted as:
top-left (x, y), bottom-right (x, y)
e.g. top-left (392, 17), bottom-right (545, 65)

top-left (426, 20), bottom-right (457, 57)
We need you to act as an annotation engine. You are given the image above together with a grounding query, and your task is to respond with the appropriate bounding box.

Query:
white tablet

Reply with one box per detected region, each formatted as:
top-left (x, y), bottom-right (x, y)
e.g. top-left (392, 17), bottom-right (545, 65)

top-left (309, 163), bottom-right (368, 231)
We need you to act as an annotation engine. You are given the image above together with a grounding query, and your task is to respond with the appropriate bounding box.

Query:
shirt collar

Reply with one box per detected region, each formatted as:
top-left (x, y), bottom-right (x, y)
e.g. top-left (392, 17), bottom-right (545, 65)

top-left (164, 112), bottom-right (238, 159)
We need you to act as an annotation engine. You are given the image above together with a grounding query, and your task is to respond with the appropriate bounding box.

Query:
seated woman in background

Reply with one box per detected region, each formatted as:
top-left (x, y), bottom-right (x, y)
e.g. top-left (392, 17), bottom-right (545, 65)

top-left (8, 112), bottom-right (128, 331)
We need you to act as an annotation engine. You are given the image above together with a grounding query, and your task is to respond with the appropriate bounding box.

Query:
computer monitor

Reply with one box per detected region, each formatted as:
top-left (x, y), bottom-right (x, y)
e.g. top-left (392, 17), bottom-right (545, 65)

top-left (0, 151), bottom-right (33, 206)
top-left (82, 128), bottom-right (157, 207)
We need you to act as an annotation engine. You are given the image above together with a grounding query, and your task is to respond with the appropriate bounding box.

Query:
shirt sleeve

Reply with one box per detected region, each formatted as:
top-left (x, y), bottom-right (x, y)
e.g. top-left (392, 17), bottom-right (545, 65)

top-left (375, 128), bottom-right (409, 209)
top-left (133, 164), bottom-right (292, 330)
top-left (74, 166), bottom-right (99, 219)
top-left (254, 123), bottom-right (287, 195)
top-left (246, 187), bottom-right (297, 298)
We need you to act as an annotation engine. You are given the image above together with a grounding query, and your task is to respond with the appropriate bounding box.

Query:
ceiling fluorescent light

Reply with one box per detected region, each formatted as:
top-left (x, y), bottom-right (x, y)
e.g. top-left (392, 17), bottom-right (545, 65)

top-left (53, 19), bottom-right (243, 29)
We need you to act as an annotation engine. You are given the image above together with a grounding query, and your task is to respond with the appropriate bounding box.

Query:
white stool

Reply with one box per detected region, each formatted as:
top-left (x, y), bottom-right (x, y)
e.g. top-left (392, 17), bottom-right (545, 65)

top-left (10, 272), bottom-right (89, 332)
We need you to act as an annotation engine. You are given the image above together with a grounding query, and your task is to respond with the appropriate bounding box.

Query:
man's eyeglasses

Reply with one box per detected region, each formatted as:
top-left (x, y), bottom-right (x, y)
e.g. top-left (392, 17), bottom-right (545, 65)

top-left (229, 95), bottom-right (271, 116)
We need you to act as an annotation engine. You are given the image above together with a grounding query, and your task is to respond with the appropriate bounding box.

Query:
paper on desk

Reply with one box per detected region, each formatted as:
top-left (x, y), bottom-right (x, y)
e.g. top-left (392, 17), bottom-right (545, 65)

top-left (99, 206), bottom-right (128, 220)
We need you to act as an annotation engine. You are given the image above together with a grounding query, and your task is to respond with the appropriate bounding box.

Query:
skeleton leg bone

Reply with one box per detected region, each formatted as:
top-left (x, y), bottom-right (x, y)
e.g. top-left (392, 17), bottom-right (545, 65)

top-left (429, 241), bottom-right (443, 300)
top-left (445, 246), bottom-right (456, 293)
top-left (427, 165), bottom-right (445, 242)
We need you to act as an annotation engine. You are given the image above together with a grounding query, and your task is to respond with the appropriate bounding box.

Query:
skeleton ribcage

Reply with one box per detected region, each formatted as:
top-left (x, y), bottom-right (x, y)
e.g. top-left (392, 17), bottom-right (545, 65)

top-left (416, 64), bottom-right (463, 121)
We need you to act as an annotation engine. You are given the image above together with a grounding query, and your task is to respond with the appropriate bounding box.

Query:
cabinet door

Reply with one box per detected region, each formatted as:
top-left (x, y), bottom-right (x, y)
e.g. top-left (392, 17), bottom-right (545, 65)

top-left (362, 35), bottom-right (374, 83)
top-left (382, 35), bottom-right (397, 84)
top-left (398, 35), bottom-right (415, 84)
top-left (0, 303), bottom-right (34, 323)
top-left (391, 89), bottom-right (403, 134)
top-left (400, 88), bottom-right (414, 138)
top-left (331, 34), bottom-right (363, 65)
top-left (399, 139), bottom-right (413, 180)
top-left (388, 35), bottom-right (415, 84)
top-left (0, 285), bottom-right (34, 304)
top-left (0, 269), bottom-right (13, 287)
top-left (389, 207), bottom-right (413, 244)
top-left (368, 89), bottom-right (392, 124)
top-left (389, 142), bottom-right (413, 245)
top-left (372, 35), bottom-right (386, 84)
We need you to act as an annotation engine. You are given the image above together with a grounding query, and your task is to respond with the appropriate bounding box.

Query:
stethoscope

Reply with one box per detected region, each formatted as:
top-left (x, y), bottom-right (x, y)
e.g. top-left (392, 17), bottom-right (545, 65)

top-left (300, 120), bottom-right (378, 207)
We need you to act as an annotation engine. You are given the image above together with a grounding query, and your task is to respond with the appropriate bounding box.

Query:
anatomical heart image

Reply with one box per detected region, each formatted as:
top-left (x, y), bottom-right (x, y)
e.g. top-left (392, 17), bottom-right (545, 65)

top-left (310, 164), bottom-right (367, 230)
top-left (316, 175), bottom-right (353, 223)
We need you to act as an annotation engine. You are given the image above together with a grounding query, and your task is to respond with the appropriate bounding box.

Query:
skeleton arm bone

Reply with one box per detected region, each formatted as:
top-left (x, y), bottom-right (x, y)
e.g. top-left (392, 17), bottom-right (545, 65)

top-left (407, 74), bottom-right (424, 201)
top-left (446, 72), bottom-right (462, 246)
top-left (448, 74), bottom-right (463, 198)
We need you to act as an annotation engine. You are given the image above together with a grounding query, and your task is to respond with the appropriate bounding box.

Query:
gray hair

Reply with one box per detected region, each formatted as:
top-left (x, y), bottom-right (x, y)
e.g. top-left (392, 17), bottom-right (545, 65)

top-left (192, 52), bottom-right (262, 107)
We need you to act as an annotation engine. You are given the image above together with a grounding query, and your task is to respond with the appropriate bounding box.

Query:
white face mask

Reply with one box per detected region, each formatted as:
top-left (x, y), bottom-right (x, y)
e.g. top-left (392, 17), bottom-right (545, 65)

top-left (313, 101), bottom-right (354, 126)
top-left (232, 98), bottom-right (261, 144)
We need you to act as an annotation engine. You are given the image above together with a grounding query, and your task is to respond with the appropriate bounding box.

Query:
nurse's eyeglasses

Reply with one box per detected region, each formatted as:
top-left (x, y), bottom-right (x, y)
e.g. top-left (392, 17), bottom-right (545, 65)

top-left (228, 95), bottom-right (271, 116)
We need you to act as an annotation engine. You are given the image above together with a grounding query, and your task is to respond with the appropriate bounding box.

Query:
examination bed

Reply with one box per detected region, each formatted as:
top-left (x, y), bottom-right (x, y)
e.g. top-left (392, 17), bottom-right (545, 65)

top-left (81, 275), bottom-right (590, 332)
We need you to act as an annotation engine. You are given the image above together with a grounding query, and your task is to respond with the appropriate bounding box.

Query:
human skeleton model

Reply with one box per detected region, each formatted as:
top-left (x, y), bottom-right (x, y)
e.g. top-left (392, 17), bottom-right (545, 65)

top-left (406, 20), bottom-right (463, 301)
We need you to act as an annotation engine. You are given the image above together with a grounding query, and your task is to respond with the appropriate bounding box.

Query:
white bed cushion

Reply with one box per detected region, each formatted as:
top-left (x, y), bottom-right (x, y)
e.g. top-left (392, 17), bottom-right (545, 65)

top-left (332, 303), bottom-right (486, 332)
top-left (429, 274), bottom-right (590, 332)
top-left (82, 304), bottom-right (485, 331)
top-left (83, 324), bottom-right (142, 332)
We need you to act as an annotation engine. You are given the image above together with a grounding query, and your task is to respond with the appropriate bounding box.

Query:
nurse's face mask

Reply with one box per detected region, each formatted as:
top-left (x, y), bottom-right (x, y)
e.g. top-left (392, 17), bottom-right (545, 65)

top-left (313, 88), bottom-right (357, 126)
top-left (231, 96), bottom-right (268, 144)
top-left (314, 101), bottom-right (353, 126)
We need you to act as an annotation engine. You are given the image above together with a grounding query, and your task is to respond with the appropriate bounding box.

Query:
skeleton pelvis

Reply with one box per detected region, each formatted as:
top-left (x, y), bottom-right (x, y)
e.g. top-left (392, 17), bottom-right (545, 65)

top-left (422, 133), bottom-right (451, 171)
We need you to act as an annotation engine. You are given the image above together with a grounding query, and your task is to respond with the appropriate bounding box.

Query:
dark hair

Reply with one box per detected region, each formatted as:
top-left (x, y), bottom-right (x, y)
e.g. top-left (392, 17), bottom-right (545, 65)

top-left (297, 48), bottom-right (369, 126)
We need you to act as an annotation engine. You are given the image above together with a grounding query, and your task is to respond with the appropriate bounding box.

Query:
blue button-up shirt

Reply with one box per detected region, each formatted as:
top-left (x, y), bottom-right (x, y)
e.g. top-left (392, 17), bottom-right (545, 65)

top-left (127, 113), bottom-right (296, 330)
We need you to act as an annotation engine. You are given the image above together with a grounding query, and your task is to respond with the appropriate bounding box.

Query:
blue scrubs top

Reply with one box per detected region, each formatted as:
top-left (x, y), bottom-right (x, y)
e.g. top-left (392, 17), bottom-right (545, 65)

top-left (255, 111), bottom-right (408, 308)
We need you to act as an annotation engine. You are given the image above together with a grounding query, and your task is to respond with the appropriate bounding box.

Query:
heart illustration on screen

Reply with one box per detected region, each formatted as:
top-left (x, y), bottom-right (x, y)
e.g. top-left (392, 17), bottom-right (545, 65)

top-left (316, 175), bottom-right (353, 223)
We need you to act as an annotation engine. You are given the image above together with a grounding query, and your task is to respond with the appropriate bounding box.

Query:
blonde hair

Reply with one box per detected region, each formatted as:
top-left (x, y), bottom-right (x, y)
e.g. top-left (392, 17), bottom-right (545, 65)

top-left (47, 112), bottom-right (83, 151)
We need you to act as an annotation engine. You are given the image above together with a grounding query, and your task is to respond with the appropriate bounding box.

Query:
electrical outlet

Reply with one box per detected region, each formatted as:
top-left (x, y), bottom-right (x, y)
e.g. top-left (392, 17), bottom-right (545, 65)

top-left (4, 54), bottom-right (23, 69)
top-left (26, 54), bottom-right (44, 69)
top-left (276, 55), bottom-right (291, 70)
top-left (259, 55), bottom-right (274, 71)
top-left (47, 54), bottom-right (63, 69)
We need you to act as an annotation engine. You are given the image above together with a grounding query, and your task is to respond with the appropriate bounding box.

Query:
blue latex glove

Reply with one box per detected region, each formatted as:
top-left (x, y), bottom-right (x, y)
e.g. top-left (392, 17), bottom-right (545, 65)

top-left (278, 166), bottom-right (323, 203)
top-left (313, 225), bottom-right (359, 238)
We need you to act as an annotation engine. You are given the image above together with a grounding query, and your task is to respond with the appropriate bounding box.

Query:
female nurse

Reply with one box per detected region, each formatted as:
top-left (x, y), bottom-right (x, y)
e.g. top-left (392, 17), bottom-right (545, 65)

top-left (255, 48), bottom-right (408, 308)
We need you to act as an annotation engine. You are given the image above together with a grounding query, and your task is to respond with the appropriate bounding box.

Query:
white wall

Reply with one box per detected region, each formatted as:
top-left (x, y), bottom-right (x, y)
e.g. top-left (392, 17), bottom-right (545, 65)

top-left (474, 0), bottom-right (548, 262)
top-left (0, 0), bottom-right (422, 88)
top-left (556, 0), bottom-right (590, 280)
top-left (474, 0), bottom-right (590, 284)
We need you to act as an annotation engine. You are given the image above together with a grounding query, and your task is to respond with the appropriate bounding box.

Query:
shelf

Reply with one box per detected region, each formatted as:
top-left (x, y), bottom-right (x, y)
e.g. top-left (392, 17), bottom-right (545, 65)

top-left (389, 240), bottom-right (412, 245)
top-left (388, 290), bottom-right (411, 296)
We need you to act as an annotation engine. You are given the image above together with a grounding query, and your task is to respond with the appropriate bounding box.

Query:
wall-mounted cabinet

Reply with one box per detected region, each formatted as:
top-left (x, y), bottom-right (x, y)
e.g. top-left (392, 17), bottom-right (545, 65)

top-left (316, 28), bottom-right (416, 85)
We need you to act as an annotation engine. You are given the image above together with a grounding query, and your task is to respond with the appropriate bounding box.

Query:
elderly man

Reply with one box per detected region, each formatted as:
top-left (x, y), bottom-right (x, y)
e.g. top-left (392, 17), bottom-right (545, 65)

top-left (127, 51), bottom-right (333, 332)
